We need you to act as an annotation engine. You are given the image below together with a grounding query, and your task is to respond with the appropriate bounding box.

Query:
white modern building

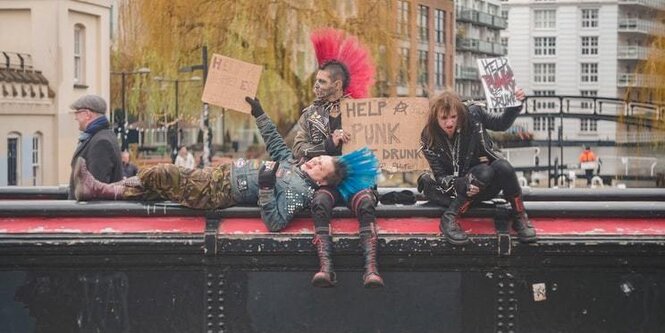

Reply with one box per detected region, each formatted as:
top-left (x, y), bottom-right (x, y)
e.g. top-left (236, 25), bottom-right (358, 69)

top-left (502, 0), bottom-right (665, 141)
top-left (500, 0), bottom-right (665, 185)
top-left (454, 0), bottom-right (508, 99)
top-left (0, 0), bottom-right (112, 186)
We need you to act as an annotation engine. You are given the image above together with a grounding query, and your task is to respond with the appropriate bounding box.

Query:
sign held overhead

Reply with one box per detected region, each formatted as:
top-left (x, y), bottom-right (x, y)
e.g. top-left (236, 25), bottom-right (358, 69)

top-left (202, 54), bottom-right (262, 114)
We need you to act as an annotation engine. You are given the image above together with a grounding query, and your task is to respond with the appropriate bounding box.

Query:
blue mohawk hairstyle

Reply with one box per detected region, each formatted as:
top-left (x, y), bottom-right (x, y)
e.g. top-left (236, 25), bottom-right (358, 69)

top-left (337, 147), bottom-right (380, 202)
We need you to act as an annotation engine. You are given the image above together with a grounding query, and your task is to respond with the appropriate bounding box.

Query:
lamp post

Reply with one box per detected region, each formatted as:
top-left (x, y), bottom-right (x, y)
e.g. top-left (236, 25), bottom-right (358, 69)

top-left (179, 46), bottom-right (212, 166)
top-left (111, 67), bottom-right (151, 151)
top-left (154, 76), bottom-right (202, 161)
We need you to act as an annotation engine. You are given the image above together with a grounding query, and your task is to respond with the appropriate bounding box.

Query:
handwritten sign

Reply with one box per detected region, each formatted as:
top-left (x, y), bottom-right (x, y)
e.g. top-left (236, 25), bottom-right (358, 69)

top-left (202, 54), bottom-right (262, 114)
top-left (477, 57), bottom-right (519, 109)
top-left (341, 98), bottom-right (430, 172)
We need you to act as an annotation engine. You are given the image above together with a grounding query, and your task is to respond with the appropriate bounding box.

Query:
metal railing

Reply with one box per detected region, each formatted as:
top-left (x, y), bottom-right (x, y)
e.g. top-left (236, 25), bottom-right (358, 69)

top-left (618, 0), bottom-right (665, 11)
top-left (617, 45), bottom-right (649, 60)
top-left (618, 18), bottom-right (665, 36)
top-left (456, 37), bottom-right (506, 56)
top-left (456, 7), bottom-right (507, 29)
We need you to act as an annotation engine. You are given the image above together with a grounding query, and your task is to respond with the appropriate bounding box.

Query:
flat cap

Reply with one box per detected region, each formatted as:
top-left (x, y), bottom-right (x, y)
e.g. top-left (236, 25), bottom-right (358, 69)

top-left (70, 94), bottom-right (107, 114)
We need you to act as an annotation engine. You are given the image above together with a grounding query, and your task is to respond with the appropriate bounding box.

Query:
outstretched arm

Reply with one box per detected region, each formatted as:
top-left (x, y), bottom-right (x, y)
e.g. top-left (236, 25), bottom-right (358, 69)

top-left (246, 97), bottom-right (292, 162)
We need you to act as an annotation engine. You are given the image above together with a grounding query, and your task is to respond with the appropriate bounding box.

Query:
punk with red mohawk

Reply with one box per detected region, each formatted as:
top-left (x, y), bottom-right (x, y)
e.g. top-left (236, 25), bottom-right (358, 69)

top-left (292, 28), bottom-right (384, 289)
top-left (310, 27), bottom-right (375, 99)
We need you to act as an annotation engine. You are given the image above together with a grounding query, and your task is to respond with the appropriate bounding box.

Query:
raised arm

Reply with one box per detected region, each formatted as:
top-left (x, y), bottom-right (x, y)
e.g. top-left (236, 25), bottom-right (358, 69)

top-left (477, 88), bottom-right (526, 131)
top-left (246, 97), bottom-right (292, 162)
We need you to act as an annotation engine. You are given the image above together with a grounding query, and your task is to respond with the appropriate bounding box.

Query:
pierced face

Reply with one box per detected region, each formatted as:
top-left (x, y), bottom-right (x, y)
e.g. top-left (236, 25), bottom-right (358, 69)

top-left (313, 70), bottom-right (339, 101)
top-left (301, 155), bottom-right (335, 185)
top-left (437, 109), bottom-right (458, 138)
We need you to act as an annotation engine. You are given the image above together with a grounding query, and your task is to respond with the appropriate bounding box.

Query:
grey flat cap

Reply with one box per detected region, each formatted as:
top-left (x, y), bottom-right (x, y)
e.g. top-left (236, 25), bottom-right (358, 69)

top-left (70, 94), bottom-right (107, 114)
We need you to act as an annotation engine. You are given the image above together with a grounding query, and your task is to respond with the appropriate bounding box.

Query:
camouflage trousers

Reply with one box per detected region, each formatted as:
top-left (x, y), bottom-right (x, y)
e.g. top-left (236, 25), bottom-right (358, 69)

top-left (123, 163), bottom-right (236, 210)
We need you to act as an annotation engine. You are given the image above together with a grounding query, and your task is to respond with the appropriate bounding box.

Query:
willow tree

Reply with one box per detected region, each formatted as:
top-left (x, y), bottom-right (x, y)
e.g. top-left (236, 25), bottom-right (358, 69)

top-left (625, 12), bottom-right (665, 150)
top-left (112, 0), bottom-right (395, 134)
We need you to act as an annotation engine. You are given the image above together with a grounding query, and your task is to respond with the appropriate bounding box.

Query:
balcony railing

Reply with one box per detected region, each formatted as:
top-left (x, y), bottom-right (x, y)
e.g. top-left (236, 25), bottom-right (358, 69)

top-left (618, 0), bottom-right (665, 11)
top-left (617, 73), bottom-right (659, 87)
top-left (618, 18), bottom-right (665, 36)
top-left (617, 45), bottom-right (649, 60)
top-left (456, 37), bottom-right (506, 56)
top-left (455, 65), bottom-right (479, 81)
top-left (456, 7), bottom-right (507, 29)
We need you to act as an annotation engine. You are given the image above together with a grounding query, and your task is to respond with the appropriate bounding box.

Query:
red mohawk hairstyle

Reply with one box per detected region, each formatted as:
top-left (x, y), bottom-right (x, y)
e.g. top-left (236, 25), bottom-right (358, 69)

top-left (311, 28), bottom-right (375, 99)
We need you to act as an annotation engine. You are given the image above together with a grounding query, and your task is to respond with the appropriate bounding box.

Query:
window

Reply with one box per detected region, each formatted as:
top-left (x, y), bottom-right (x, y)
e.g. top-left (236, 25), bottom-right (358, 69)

top-left (534, 90), bottom-right (557, 110)
top-left (435, 9), bottom-right (446, 44)
top-left (533, 116), bottom-right (555, 132)
top-left (581, 63), bottom-right (598, 82)
top-left (74, 24), bottom-right (85, 84)
top-left (534, 37), bottom-right (556, 56)
top-left (418, 50), bottom-right (428, 86)
top-left (580, 90), bottom-right (597, 109)
top-left (398, 47), bottom-right (409, 85)
top-left (7, 133), bottom-right (21, 186)
top-left (580, 118), bottom-right (598, 132)
top-left (581, 9), bottom-right (599, 28)
top-left (435, 52), bottom-right (445, 88)
top-left (32, 133), bottom-right (42, 186)
top-left (418, 5), bottom-right (429, 42)
top-left (501, 10), bottom-right (509, 20)
top-left (581, 36), bottom-right (598, 55)
top-left (501, 37), bottom-right (509, 48)
top-left (534, 9), bottom-right (556, 29)
top-left (398, 0), bottom-right (410, 37)
top-left (533, 63), bottom-right (556, 83)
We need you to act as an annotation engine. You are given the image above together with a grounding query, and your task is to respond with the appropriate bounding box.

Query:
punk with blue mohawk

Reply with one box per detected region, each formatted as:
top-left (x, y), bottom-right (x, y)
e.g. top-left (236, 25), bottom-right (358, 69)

top-left (336, 147), bottom-right (380, 202)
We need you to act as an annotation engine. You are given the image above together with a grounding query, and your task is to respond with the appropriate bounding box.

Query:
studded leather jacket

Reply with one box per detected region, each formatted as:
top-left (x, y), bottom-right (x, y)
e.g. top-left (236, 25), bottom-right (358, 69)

top-left (420, 103), bottom-right (523, 194)
top-left (292, 100), bottom-right (342, 160)
top-left (230, 113), bottom-right (316, 231)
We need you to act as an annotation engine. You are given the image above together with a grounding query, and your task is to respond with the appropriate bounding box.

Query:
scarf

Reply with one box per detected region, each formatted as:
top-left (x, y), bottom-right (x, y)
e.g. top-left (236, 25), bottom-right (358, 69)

top-left (78, 116), bottom-right (110, 146)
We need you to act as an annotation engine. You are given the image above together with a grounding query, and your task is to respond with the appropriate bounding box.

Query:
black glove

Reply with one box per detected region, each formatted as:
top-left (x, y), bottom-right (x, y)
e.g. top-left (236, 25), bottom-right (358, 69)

top-left (245, 96), bottom-right (264, 118)
top-left (258, 161), bottom-right (280, 189)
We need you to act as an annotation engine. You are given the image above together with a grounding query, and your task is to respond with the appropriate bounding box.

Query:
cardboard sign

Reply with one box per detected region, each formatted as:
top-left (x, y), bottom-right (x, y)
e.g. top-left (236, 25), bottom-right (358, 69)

top-left (477, 57), bottom-right (519, 109)
top-left (202, 54), bottom-right (262, 114)
top-left (341, 98), bottom-right (430, 172)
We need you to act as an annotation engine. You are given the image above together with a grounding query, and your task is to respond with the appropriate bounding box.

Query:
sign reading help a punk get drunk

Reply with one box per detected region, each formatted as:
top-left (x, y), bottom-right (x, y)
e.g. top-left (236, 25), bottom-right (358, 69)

top-left (202, 54), bottom-right (262, 114)
top-left (341, 98), bottom-right (430, 172)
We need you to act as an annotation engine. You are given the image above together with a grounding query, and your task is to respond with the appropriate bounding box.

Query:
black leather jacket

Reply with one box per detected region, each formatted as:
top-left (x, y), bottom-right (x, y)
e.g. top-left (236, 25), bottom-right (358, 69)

top-left (292, 101), bottom-right (342, 159)
top-left (420, 103), bottom-right (523, 193)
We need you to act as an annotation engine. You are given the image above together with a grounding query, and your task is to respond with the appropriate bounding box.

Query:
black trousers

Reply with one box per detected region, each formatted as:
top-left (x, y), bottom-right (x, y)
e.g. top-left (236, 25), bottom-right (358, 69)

top-left (310, 187), bottom-right (377, 235)
top-left (422, 159), bottom-right (521, 206)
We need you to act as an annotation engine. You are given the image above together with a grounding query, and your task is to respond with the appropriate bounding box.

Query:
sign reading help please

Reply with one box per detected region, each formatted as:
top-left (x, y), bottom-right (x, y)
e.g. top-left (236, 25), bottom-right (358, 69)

top-left (202, 54), bottom-right (262, 114)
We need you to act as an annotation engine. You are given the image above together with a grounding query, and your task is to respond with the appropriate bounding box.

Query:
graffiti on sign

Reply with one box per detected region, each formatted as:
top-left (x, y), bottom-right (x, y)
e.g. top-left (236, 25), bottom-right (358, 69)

top-left (341, 98), bottom-right (430, 172)
top-left (202, 54), bottom-right (263, 114)
top-left (477, 57), bottom-right (519, 109)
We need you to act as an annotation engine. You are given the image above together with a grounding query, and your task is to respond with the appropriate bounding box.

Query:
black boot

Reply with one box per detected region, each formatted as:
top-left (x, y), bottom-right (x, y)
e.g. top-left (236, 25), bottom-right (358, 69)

top-left (73, 157), bottom-right (139, 201)
top-left (440, 196), bottom-right (472, 245)
top-left (360, 226), bottom-right (384, 288)
top-left (507, 195), bottom-right (537, 243)
top-left (311, 234), bottom-right (336, 288)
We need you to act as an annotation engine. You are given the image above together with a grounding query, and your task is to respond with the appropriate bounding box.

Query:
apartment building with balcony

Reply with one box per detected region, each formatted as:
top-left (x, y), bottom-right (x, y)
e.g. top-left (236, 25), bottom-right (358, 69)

top-left (393, 0), bottom-right (456, 97)
top-left (454, 0), bottom-right (508, 99)
top-left (499, 0), bottom-right (665, 183)
top-left (501, 0), bottom-right (664, 141)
